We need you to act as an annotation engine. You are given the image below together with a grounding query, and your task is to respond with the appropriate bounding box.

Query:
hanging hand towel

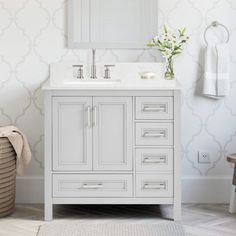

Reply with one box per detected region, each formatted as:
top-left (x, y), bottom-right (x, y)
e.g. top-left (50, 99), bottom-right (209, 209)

top-left (203, 43), bottom-right (230, 98)
top-left (216, 43), bottom-right (230, 96)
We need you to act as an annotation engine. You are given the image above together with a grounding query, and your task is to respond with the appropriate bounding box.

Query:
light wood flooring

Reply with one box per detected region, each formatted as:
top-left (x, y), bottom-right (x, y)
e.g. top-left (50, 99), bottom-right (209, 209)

top-left (0, 204), bottom-right (236, 236)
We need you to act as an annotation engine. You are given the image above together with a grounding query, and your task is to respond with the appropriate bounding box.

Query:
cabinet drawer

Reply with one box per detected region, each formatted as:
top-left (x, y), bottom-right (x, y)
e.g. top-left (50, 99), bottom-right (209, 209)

top-left (136, 174), bottom-right (173, 197)
top-left (135, 123), bottom-right (173, 146)
top-left (135, 97), bottom-right (173, 120)
top-left (53, 174), bottom-right (132, 198)
top-left (136, 148), bottom-right (173, 171)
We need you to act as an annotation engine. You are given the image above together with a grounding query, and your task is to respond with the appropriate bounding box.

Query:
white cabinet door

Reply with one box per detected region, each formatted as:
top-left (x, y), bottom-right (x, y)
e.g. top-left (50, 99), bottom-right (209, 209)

top-left (52, 97), bottom-right (92, 171)
top-left (93, 97), bottom-right (132, 171)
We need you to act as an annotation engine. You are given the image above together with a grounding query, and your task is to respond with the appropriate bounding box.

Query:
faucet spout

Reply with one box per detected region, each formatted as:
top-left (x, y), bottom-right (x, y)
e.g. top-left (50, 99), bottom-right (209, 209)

top-left (90, 49), bottom-right (97, 79)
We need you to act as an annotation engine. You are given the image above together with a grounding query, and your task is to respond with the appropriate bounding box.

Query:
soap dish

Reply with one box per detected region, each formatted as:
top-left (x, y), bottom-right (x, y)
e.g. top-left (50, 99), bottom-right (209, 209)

top-left (140, 72), bottom-right (156, 80)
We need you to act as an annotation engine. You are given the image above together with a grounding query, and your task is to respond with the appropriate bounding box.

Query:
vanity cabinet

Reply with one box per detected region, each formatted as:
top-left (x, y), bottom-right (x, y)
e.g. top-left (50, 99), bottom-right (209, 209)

top-left (52, 96), bottom-right (132, 171)
top-left (44, 89), bottom-right (181, 221)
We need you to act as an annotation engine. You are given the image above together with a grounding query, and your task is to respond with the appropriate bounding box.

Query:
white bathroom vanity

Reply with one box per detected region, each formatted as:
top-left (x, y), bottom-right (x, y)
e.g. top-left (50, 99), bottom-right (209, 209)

top-left (43, 63), bottom-right (181, 221)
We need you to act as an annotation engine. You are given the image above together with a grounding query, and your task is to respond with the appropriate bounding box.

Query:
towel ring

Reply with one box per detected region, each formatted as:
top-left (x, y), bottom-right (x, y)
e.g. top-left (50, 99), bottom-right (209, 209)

top-left (204, 21), bottom-right (230, 45)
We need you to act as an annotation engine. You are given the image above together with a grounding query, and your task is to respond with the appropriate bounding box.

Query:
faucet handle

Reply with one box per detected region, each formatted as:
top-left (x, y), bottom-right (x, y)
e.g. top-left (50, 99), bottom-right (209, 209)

top-left (104, 65), bottom-right (115, 79)
top-left (73, 65), bottom-right (84, 79)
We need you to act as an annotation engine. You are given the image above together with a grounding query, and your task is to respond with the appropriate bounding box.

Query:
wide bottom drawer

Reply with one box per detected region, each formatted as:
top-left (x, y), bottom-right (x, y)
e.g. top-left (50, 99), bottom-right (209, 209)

top-left (53, 174), bottom-right (133, 198)
top-left (136, 174), bottom-right (173, 198)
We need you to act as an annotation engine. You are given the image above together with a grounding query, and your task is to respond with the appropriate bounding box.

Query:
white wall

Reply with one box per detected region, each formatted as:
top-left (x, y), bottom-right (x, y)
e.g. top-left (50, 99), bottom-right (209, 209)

top-left (0, 0), bottom-right (235, 203)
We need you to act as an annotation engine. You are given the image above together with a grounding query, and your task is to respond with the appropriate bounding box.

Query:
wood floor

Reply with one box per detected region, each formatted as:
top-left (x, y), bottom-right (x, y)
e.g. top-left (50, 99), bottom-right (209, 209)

top-left (0, 204), bottom-right (236, 236)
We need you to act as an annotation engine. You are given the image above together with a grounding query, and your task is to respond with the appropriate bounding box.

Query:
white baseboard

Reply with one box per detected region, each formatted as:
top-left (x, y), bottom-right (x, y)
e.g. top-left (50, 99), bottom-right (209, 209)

top-left (16, 176), bottom-right (232, 204)
top-left (16, 176), bottom-right (44, 204)
top-left (182, 176), bottom-right (232, 203)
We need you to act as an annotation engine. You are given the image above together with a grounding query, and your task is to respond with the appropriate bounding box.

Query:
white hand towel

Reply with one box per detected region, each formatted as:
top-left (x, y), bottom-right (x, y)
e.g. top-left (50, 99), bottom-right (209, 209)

top-left (203, 43), bottom-right (230, 98)
top-left (216, 43), bottom-right (230, 96)
top-left (203, 43), bottom-right (217, 98)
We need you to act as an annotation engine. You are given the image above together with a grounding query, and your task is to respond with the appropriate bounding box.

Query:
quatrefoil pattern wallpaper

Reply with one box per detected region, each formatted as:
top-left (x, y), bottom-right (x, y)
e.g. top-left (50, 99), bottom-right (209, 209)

top-left (0, 0), bottom-right (236, 178)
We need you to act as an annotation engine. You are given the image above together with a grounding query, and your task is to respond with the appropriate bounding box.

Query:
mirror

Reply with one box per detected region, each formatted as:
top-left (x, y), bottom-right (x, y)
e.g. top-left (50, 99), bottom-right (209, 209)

top-left (68, 0), bottom-right (158, 49)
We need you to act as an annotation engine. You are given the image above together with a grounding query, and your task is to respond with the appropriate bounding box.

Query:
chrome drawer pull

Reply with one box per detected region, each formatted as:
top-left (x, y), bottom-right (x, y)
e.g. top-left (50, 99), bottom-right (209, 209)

top-left (81, 183), bottom-right (103, 189)
top-left (143, 131), bottom-right (165, 138)
top-left (143, 183), bottom-right (166, 190)
top-left (93, 106), bottom-right (97, 127)
top-left (143, 156), bottom-right (166, 164)
top-left (87, 106), bottom-right (92, 127)
top-left (143, 106), bottom-right (165, 112)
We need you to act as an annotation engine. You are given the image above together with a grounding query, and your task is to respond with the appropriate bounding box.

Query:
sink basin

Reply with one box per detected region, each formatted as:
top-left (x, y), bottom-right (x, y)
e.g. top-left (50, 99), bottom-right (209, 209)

top-left (50, 62), bottom-right (165, 88)
top-left (64, 79), bottom-right (121, 86)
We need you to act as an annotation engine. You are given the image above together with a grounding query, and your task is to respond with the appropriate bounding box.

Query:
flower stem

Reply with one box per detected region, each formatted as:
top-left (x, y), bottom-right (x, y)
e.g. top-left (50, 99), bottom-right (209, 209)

top-left (165, 57), bottom-right (175, 80)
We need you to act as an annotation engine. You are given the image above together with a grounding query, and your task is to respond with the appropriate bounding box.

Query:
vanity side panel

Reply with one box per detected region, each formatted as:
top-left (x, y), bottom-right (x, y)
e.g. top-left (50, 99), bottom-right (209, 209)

top-left (44, 91), bottom-right (53, 221)
top-left (173, 90), bottom-right (181, 221)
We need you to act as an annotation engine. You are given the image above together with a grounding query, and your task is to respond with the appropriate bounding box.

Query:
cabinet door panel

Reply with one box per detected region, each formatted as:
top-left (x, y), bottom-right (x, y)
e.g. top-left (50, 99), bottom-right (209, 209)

top-left (53, 97), bottom-right (92, 171)
top-left (93, 97), bottom-right (132, 171)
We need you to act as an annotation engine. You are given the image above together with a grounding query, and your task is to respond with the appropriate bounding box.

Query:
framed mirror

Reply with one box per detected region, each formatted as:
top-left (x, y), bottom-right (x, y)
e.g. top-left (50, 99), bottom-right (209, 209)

top-left (68, 0), bottom-right (158, 49)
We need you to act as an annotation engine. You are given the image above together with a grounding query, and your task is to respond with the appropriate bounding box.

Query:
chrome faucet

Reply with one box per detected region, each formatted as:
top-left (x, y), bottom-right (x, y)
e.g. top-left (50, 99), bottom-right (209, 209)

top-left (90, 49), bottom-right (97, 79)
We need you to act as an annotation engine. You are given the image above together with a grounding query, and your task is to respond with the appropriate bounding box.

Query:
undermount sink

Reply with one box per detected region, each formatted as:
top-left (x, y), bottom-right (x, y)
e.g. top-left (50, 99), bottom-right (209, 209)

top-left (50, 62), bottom-right (166, 88)
top-left (64, 79), bottom-right (121, 86)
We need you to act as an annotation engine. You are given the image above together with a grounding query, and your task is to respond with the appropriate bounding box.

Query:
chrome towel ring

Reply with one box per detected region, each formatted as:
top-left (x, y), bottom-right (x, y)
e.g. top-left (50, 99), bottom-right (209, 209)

top-left (204, 21), bottom-right (230, 45)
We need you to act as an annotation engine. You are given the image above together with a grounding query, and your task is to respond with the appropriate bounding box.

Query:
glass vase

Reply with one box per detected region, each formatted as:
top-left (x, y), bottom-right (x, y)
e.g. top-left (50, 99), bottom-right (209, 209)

top-left (165, 57), bottom-right (175, 80)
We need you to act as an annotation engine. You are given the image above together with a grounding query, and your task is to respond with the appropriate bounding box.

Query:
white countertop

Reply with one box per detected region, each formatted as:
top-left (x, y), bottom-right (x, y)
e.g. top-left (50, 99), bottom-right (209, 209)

top-left (42, 78), bottom-right (181, 91)
top-left (43, 62), bottom-right (181, 91)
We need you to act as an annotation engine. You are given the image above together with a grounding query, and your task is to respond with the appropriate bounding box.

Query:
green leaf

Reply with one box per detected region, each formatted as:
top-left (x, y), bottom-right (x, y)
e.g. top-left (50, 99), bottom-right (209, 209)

top-left (174, 46), bottom-right (181, 50)
top-left (182, 28), bottom-right (186, 35)
top-left (172, 51), bottom-right (181, 56)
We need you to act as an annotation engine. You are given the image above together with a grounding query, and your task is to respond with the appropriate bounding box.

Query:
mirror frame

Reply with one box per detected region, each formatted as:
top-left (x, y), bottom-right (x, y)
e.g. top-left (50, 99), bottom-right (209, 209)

top-left (68, 0), bottom-right (158, 49)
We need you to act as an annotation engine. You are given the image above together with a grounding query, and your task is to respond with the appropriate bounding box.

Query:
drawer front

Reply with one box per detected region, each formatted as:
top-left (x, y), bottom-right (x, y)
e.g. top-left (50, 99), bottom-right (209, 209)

top-left (135, 97), bottom-right (173, 120)
top-left (135, 123), bottom-right (173, 146)
top-left (53, 174), bottom-right (132, 198)
top-left (136, 148), bottom-right (173, 171)
top-left (136, 174), bottom-right (173, 197)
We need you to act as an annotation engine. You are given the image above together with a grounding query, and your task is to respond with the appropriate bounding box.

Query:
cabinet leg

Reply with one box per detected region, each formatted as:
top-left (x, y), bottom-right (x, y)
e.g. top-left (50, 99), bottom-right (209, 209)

top-left (229, 185), bottom-right (236, 213)
top-left (173, 202), bottom-right (182, 221)
top-left (44, 203), bottom-right (53, 221)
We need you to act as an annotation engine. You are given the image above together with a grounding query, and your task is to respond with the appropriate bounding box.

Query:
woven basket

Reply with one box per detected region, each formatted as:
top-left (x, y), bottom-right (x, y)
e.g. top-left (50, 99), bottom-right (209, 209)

top-left (0, 138), bottom-right (16, 217)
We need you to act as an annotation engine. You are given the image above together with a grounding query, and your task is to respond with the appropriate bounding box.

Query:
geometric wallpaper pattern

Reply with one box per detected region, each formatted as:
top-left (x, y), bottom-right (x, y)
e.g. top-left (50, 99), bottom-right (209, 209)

top-left (0, 0), bottom-right (235, 178)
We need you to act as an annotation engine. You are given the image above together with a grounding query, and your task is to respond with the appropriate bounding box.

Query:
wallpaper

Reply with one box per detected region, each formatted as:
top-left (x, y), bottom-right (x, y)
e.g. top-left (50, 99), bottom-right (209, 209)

top-left (0, 0), bottom-right (235, 179)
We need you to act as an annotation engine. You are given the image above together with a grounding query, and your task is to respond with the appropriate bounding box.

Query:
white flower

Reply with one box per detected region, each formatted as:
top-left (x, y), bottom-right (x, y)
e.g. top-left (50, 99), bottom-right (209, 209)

top-left (162, 48), bottom-right (173, 59)
top-left (148, 25), bottom-right (189, 60)
top-left (180, 35), bottom-right (188, 42)
top-left (153, 36), bottom-right (159, 44)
